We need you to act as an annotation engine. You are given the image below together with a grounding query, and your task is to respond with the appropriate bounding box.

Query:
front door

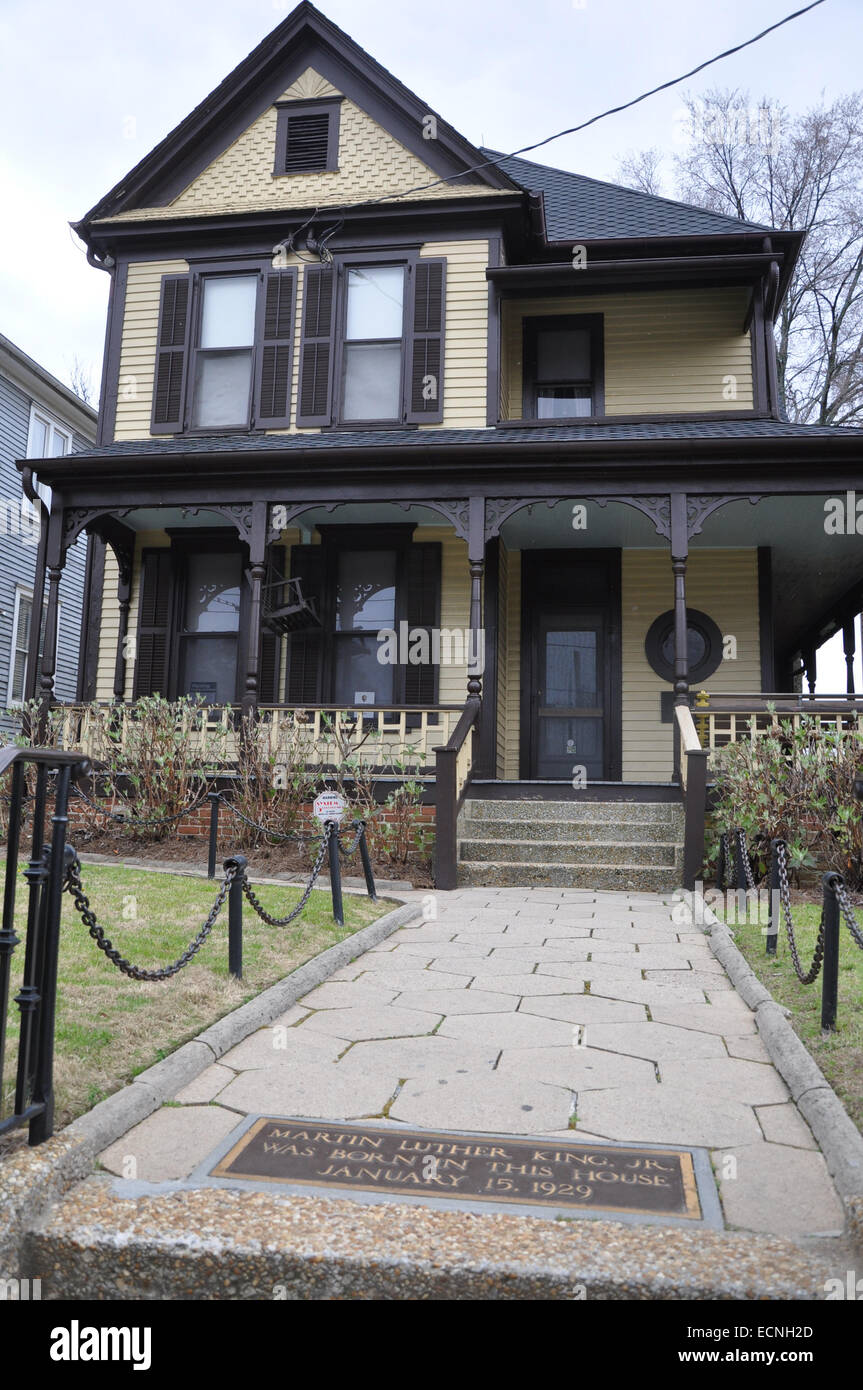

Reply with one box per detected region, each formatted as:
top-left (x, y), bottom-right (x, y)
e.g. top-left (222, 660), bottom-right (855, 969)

top-left (521, 551), bottom-right (621, 782)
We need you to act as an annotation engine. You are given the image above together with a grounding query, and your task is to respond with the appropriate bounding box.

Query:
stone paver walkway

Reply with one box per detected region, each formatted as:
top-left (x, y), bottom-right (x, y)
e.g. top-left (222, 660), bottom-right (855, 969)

top-left (101, 887), bottom-right (845, 1241)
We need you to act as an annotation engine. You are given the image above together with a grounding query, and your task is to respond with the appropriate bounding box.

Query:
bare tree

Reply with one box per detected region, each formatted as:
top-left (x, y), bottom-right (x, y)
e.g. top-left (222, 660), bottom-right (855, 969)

top-left (615, 147), bottom-right (666, 198)
top-left (670, 88), bottom-right (863, 426)
top-left (68, 354), bottom-right (97, 407)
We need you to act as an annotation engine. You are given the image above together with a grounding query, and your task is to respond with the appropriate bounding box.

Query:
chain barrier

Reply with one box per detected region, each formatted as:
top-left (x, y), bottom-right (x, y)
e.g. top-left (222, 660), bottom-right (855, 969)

top-left (773, 839), bottom-right (826, 984)
top-left (736, 829), bottom-right (759, 892)
top-left (63, 852), bottom-right (236, 981)
top-left (831, 875), bottom-right (863, 952)
top-left (241, 821), bottom-right (333, 926)
top-left (215, 794), bottom-right (319, 844)
top-left (70, 780), bottom-right (211, 829)
top-left (338, 819), bottom-right (366, 858)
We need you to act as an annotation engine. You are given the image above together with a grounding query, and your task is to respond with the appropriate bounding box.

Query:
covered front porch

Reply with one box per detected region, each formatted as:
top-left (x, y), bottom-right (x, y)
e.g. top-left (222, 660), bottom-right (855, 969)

top-left (18, 434), bottom-right (863, 884)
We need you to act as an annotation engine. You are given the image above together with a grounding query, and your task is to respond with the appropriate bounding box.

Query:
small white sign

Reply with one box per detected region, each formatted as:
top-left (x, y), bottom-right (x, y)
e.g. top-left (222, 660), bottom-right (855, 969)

top-left (354, 691), bottom-right (375, 706)
top-left (313, 792), bottom-right (346, 823)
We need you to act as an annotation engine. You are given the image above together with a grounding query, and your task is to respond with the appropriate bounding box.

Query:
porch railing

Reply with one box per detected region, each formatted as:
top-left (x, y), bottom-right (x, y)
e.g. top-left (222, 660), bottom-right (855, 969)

top-left (44, 702), bottom-right (464, 772)
top-left (434, 697), bottom-right (481, 890)
top-left (694, 692), bottom-right (863, 759)
top-left (675, 704), bottom-right (709, 890)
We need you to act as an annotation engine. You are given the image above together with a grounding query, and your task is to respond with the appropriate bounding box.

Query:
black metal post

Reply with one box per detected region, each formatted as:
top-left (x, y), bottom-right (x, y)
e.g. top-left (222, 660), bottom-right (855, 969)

top-left (207, 790), bottom-right (220, 880)
top-left (15, 763), bottom-right (49, 1117)
top-left (716, 833), bottom-right (726, 893)
top-left (821, 873), bottom-right (841, 1033)
top-left (29, 763), bottom-right (74, 1144)
top-left (0, 761), bottom-right (25, 1111)
top-left (327, 822), bottom-right (344, 926)
top-left (226, 854), bottom-right (246, 981)
top-left (357, 824), bottom-right (378, 902)
top-left (766, 840), bottom-right (781, 956)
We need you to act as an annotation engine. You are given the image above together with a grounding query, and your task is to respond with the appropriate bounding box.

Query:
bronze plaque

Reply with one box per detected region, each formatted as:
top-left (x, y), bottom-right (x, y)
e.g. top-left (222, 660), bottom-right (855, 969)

top-left (211, 1118), bottom-right (702, 1219)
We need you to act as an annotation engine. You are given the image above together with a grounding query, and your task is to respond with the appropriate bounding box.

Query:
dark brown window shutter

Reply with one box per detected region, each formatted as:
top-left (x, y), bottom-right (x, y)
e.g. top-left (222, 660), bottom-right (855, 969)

top-left (133, 549), bottom-right (172, 696)
top-left (296, 265), bottom-right (335, 426)
top-left (259, 544), bottom-right (284, 702)
top-left (151, 275), bottom-right (190, 434)
top-left (255, 270), bottom-right (296, 427)
top-left (286, 544), bottom-right (325, 703)
top-left (406, 259), bottom-right (445, 424)
top-left (404, 542), bottom-right (441, 704)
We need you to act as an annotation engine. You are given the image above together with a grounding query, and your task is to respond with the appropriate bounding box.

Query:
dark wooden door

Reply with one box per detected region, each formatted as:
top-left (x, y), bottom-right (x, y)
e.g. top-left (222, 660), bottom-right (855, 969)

top-left (521, 551), bottom-right (621, 781)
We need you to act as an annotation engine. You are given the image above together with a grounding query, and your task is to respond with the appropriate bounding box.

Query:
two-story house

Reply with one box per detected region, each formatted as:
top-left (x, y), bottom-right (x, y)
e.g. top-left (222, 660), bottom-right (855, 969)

top-left (24, 2), bottom-right (863, 887)
top-left (1, 333), bottom-right (96, 733)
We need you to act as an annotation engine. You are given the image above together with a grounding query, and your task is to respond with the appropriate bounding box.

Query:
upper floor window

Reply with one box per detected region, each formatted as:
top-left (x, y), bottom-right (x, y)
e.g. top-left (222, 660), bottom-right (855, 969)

top-left (297, 256), bottom-right (446, 428)
top-left (27, 405), bottom-right (71, 508)
top-left (341, 266), bottom-right (406, 422)
top-left (151, 263), bottom-right (296, 435)
top-left (274, 99), bottom-right (341, 175)
top-left (523, 314), bottom-right (604, 420)
top-left (191, 274), bottom-right (258, 429)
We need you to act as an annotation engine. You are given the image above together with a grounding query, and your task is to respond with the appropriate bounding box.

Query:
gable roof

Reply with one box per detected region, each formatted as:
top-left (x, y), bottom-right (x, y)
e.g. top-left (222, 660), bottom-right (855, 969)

top-left (76, 2), bottom-right (518, 232)
top-left (482, 149), bottom-right (776, 242)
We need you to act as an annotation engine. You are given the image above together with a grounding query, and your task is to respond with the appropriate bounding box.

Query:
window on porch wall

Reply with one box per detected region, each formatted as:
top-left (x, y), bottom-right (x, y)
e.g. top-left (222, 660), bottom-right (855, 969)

top-left (286, 534), bottom-right (441, 707)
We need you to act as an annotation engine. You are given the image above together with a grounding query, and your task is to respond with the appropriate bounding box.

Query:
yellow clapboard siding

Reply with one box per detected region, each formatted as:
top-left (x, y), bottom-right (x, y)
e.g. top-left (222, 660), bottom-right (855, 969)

top-left (501, 289), bottom-right (753, 416)
top-left (621, 549), bottom-right (760, 781)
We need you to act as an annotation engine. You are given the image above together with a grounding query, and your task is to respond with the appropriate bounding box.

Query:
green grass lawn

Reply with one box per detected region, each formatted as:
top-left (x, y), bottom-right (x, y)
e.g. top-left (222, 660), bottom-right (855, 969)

top-left (0, 862), bottom-right (388, 1133)
top-left (724, 897), bottom-right (863, 1133)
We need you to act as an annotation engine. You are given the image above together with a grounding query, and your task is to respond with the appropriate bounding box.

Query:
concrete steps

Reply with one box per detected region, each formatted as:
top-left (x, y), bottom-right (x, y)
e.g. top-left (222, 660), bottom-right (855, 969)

top-left (457, 798), bottom-right (684, 891)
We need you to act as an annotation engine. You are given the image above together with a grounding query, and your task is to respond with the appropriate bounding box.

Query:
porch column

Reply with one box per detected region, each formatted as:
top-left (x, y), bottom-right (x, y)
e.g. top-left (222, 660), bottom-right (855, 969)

top-left (111, 547), bottom-right (133, 702)
top-left (241, 501), bottom-right (268, 719)
top-left (843, 616), bottom-right (856, 695)
top-left (670, 494), bottom-right (689, 705)
top-left (803, 643), bottom-right (817, 696)
top-left (467, 497), bottom-right (485, 700)
top-left (36, 507), bottom-right (66, 739)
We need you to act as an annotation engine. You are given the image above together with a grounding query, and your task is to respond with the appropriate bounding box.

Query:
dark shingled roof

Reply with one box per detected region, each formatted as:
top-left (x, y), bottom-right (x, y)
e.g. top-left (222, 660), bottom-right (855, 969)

top-left (51, 418), bottom-right (862, 463)
top-left (480, 149), bottom-right (775, 242)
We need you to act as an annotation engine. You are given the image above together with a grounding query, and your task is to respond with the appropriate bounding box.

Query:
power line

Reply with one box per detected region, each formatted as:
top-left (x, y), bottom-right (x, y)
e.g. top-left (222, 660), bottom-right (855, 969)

top-left (284, 0), bottom-right (827, 234)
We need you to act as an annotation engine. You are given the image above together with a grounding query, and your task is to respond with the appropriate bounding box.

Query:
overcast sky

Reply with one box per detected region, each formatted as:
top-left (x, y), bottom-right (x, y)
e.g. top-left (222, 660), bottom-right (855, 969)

top-left (1, 0), bottom-right (860, 686)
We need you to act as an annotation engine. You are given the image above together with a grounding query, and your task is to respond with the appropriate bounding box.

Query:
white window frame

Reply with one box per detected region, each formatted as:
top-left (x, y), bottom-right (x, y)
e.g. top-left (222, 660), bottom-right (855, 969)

top-left (7, 586), bottom-right (61, 707)
top-left (26, 405), bottom-right (72, 509)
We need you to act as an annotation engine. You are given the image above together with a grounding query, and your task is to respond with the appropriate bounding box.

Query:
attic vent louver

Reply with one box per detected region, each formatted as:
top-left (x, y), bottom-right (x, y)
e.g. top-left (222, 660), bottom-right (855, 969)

top-left (283, 113), bottom-right (330, 173)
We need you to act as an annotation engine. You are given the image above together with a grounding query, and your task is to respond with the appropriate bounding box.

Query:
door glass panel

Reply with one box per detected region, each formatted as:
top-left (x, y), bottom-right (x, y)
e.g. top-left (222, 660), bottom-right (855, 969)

top-left (184, 553), bottom-right (241, 632)
top-left (335, 550), bottom-right (396, 631)
top-left (345, 267), bottom-right (404, 340)
top-left (538, 717), bottom-right (603, 773)
top-left (545, 630), bottom-right (598, 707)
top-left (200, 276), bottom-right (257, 348)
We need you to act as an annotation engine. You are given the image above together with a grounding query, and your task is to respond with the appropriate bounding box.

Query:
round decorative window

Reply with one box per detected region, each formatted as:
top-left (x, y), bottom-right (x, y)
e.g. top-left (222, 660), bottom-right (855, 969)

top-left (644, 608), bottom-right (724, 684)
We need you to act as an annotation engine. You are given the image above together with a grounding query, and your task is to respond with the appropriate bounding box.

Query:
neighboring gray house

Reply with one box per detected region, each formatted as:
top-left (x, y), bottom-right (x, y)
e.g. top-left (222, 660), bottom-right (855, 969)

top-left (0, 333), bottom-right (96, 731)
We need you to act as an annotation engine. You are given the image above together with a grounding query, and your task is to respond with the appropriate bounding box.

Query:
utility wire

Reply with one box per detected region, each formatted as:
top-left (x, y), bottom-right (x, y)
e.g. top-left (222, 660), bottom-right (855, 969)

top-left (282, 0), bottom-right (826, 237)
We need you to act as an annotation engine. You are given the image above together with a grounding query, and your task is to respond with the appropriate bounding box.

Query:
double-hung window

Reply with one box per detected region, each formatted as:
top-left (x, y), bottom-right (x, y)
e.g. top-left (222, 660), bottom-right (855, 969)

top-left (151, 262), bottom-right (296, 435)
top-left (7, 587), bottom-right (59, 705)
top-left (27, 406), bottom-right (71, 508)
top-left (522, 314), bottom-right (604, 419)
top-left (191, 275), bottom-right (258, 429)
top-left (296, 255), bottom-right (446, 428)
top-left (340, 266), bottom-right (406, 423)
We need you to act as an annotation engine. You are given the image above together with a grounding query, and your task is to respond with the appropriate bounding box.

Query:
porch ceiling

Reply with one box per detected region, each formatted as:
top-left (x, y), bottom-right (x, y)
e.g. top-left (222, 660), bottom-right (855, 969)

top-left (499, 494), bottom-right (863, 663)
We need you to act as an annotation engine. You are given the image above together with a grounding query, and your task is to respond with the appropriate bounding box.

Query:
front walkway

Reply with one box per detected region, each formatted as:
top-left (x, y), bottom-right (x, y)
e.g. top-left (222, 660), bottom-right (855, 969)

top-left (99, 886), bottom-right (844, 1241)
